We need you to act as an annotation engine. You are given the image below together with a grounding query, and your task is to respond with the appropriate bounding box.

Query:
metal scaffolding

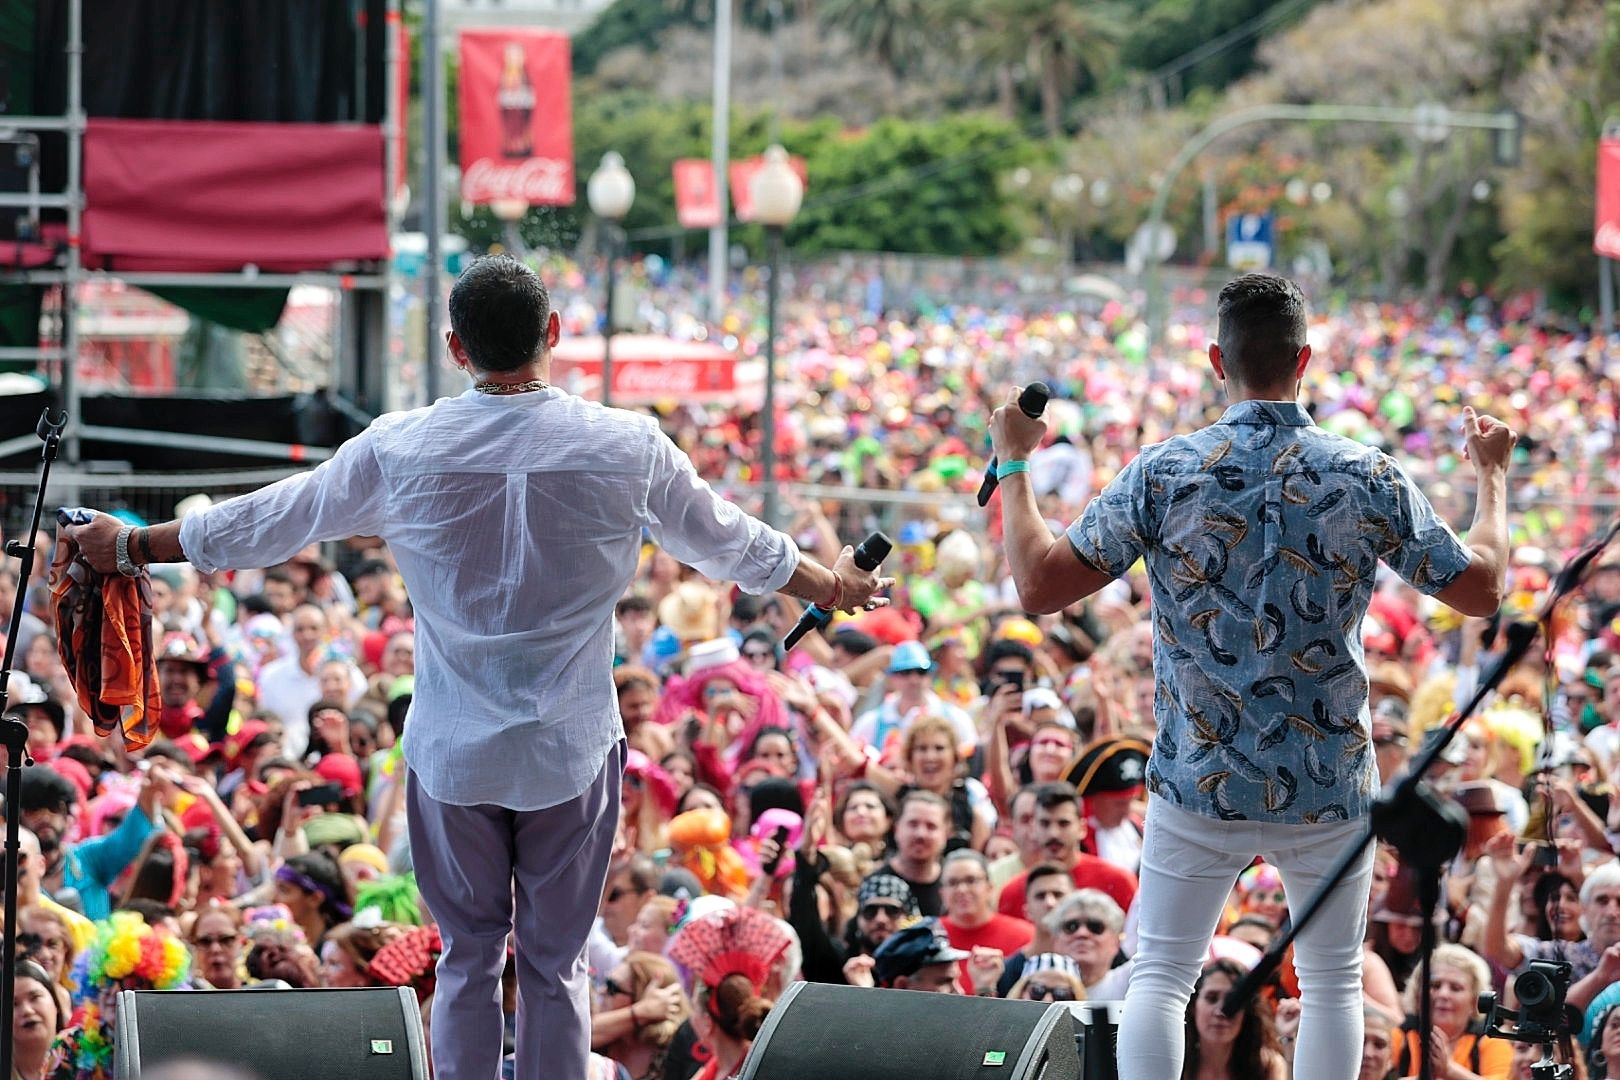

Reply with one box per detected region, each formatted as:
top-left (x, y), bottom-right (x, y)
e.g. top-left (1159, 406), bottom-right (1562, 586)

top-left (0, 0), bottom-right (402, 480)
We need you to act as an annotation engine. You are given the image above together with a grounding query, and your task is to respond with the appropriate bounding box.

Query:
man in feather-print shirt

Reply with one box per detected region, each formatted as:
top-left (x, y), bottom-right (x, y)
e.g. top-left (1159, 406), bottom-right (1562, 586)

top-left (990, 273), bottom-right (1517, 1080)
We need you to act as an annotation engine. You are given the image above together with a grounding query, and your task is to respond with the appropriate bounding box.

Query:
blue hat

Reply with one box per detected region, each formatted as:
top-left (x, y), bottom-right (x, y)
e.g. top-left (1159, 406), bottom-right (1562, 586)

top-left (888, 640), bottom-right (932, 674)
top-left (872, 917), bottom-right (969, 985)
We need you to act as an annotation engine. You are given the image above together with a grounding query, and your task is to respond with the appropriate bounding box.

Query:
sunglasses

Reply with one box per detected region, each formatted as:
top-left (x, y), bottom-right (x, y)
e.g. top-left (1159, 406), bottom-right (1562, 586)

top-left (1060, 918), bottom-right (1110, 937)
top-left (602, 977), bottom-right (632, 998)
top-left (1024, 984), bottom-right (1077, 1002)
top-left (861, 903), bottom-right (904, 921)
top-left (606, 887), bottom-right (633, 903)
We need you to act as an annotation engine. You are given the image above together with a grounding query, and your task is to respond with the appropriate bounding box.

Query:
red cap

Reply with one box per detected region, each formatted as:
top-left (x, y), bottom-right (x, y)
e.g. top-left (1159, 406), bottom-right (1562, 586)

top-left (315, 753), bottom-right (365, 798)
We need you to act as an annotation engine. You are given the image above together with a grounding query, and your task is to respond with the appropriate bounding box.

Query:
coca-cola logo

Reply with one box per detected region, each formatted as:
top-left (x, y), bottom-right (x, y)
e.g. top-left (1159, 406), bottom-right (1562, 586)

top-left (1597, 220), bottom-right (1620, 259)
top-left (464, 157), bottom-right (571, 204)
top-left (616, 363), bottom-right (705, 394)
top-left (498, 86), bottom-right (535, 110)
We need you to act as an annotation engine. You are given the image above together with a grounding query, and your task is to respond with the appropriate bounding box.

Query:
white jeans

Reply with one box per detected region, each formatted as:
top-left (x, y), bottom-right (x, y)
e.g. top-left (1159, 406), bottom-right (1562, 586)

top-left (1117, 794), bottom-right (1375, 1080)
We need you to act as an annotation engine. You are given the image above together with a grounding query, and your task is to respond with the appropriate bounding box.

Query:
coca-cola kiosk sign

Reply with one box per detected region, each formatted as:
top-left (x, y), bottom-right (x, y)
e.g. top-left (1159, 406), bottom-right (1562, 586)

top-left (1598, 137), bottom-right (1620, 259)
top-left (459, 28), bottom-right (574, 206)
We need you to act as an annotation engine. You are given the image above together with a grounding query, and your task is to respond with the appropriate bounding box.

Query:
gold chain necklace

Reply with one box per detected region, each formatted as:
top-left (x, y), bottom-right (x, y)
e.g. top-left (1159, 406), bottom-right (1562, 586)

top-left (472, 379), bottom-right (549, 395)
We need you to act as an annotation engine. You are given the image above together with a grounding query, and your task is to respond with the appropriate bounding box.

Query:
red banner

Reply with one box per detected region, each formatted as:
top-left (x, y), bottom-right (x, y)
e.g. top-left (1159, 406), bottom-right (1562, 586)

top-left (83, 119), bottom-right (387, 272)
top-left (459, 28), bottom-right (573, 206)
top-left (728, 154), bottom-right (808, 223)
top-left (552, 335), bottom-right (739, 403)
top-left (1598, 137), bottom-right (1620, 259)
top-left (673, 159), bottom-right (722, 229)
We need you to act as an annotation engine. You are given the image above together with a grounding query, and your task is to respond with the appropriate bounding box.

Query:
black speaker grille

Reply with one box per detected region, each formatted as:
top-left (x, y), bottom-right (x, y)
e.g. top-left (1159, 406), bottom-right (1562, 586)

top-left (740, 983), bottom-right (1079, 1080)
top-left (115, 987), bottom-right (426, 1080)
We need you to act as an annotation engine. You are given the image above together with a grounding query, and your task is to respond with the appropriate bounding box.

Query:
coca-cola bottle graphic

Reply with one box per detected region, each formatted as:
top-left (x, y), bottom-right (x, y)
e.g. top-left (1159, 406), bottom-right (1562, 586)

top-left (497, 42), bottom-right (535, 160)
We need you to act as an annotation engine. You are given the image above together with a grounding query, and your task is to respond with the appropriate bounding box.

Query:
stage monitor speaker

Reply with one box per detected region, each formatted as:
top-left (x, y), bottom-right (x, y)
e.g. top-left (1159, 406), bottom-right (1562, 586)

top-left (738, 982), bottom-right (1081, 1080)
top-left (114, 986), bottom-right (429, 1080)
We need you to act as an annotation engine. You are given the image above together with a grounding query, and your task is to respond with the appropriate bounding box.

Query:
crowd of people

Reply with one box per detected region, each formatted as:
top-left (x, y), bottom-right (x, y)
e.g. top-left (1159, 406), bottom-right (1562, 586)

top-left (1, 266), bottom-right (1619, 1080)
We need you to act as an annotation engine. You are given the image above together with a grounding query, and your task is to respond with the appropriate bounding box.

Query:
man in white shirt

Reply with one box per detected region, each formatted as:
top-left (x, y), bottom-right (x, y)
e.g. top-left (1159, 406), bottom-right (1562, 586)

top-left (255, 603), bottom-right (365, 759)
top-left (64, 255), bottom-right (890, 1080)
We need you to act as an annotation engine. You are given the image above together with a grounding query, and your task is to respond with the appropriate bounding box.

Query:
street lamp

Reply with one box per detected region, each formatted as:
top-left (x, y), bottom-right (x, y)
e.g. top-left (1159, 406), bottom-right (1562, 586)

top-left (490, 198), bottom-right (528, 256)
top-left (587, 151), bottom-right (636, 407)
top-left (749, 144), bottom-right (803, 529)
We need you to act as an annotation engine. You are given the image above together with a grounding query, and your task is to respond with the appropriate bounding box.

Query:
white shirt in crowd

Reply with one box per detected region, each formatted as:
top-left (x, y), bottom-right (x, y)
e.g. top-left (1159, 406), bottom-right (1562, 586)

top-left (255, 655), bottom-right (367, 761)
top-left (181, 386), bottom-right (797, 809)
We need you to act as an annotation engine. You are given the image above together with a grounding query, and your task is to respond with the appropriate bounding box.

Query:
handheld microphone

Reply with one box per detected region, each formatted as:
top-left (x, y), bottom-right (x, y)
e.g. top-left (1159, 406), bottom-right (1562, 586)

top-left (977, 382), bottom-right (1051, 507)
top-left (782, 531), bottom-right (892, 653)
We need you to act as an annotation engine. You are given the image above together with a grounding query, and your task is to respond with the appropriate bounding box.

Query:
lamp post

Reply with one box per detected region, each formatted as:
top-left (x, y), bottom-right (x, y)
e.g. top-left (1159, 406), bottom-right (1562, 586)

top-left (750, 145), bottom-right (803, 529)
top-left (490, 198), bottom-right (528, 255)
top-left (587, 151), bottom-right (636, 407)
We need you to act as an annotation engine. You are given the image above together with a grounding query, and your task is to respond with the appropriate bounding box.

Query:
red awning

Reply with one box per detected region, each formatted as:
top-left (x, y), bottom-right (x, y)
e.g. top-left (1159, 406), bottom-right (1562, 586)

top-left (552, 335), bottom-right (757, 405)
top-left (83, 119), bottom-right (387, 272)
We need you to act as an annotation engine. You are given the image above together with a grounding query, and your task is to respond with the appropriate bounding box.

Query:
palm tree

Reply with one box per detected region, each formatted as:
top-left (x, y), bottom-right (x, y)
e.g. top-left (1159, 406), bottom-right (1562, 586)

top-left (815, 0), bottom-right (950, 79)
top-left (973, 0), bottom-right (1127, 137)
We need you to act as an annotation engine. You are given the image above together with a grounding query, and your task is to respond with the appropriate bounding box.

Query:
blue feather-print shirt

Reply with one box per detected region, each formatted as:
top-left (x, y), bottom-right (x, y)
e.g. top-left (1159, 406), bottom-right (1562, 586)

top-left (1065, 400), bottom-right (1472, 824)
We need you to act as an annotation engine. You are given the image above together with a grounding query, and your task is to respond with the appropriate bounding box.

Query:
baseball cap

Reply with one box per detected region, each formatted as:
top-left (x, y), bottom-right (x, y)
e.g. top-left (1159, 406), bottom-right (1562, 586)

top-left (872, 917), bottom-right (969, 984)
top-left (888, 641), bottom-right (932, 674)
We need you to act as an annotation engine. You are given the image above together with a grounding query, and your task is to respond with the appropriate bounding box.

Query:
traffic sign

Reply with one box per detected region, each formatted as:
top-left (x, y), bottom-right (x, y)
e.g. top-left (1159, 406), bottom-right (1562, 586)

top-left (1226, 212), bottom-right (1274, 271)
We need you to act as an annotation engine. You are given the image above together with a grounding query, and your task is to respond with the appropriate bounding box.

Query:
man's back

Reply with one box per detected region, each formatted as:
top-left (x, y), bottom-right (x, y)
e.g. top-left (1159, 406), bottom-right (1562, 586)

top-left (1067, 400), bottom-right (1471, 824)
top-left (183, 387), bottom-right (797, 810)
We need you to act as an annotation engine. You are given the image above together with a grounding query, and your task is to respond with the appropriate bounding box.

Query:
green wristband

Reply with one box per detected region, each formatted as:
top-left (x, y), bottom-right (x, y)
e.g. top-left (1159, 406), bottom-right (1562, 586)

top-left (996, 459), bottom-right (1031, 480)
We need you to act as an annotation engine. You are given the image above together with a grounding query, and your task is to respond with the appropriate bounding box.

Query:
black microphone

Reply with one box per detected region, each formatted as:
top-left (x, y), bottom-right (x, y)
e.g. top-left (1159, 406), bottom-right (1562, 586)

top-left (782, 531), bottom-right (892, 653)
top-left (977, 382), bottom-right (1051, 507)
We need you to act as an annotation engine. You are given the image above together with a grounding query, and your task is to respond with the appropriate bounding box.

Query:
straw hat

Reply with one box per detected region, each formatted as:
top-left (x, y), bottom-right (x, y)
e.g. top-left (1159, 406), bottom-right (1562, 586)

top-left (657, 581), bottom-right (720, 644)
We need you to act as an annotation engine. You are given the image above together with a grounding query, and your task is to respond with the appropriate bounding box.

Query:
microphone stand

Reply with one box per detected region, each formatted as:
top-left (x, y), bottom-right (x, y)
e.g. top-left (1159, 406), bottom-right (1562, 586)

top-left (1222, 517), bottom-right (1620, 1078)
top-left (0, 408), bottom-right (65, 1080)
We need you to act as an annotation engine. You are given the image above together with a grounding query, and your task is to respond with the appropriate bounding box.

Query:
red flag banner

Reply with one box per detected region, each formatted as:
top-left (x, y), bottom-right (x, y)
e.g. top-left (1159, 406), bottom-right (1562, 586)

top-left (673, 159), bottom-right (722, 229)
top-left (728, 154), bottom-right (808, 223)
top-left (459, 28), bottom-right (573, 206)
top-left (1598, 137), bottom-right (1620, 259)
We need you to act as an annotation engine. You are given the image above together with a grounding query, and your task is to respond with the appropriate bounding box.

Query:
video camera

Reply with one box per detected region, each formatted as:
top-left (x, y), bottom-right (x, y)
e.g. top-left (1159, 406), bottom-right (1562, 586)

top-left (1477, 959), bottom-right (1580, 1080)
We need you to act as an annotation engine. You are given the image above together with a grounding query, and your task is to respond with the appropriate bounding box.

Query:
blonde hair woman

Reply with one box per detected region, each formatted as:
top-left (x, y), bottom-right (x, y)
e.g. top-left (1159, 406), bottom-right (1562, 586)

top-left (596, 951), bottom-right (691, 1080)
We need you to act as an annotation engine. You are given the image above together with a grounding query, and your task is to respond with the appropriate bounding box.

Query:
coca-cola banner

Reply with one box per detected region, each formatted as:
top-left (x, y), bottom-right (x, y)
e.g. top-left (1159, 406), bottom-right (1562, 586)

top-left (459, 28), bottom-right (574, 206)
top-left (673, 159), bottom-right (722, 229)
top-left (1598, 137), bottom-right (1620, 259)
top-left (551, 335), bottom-right (739, 404)
top-left (728, 154), bottom-right (809, 223)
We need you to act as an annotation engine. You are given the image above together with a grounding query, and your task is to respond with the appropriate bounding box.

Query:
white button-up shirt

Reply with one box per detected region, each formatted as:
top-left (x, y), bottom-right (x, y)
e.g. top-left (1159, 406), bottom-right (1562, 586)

top-left (180, 387), bottom-right (799, 809)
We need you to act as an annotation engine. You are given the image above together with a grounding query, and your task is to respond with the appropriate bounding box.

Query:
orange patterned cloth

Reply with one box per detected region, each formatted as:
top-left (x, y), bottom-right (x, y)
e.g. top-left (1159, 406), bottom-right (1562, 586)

top-left (50, 534), bottom-right (160, 751)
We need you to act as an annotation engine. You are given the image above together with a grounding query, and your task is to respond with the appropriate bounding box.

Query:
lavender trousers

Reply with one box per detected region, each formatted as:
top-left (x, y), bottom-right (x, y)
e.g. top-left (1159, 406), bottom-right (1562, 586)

top-left (1117, 794), bottom-right (1374, 1080)
top-left (407, 741), bottom-right (624, 1080)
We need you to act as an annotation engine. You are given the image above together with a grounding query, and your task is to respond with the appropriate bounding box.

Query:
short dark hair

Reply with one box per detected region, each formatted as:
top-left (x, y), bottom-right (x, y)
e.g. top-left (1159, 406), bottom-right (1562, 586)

top-left (307, 698), bottom-right (349, 724)
top-left (1030, 781), bottom-right (1081, 814)
top-left (448, 255), bottom-right (551, 373)
top-left (985, 640), bottom-right (1034, 670)
top-left (897, 788), bottom-right (951, 823)
top-left (616, 595), bottom-right (654, 618)
top-left (17, 767), bottom-right (77, 814)
top-left (1215, 273), bottom-right (1308, 389)
top-left (1025, 861), bottom-right (1071, 892)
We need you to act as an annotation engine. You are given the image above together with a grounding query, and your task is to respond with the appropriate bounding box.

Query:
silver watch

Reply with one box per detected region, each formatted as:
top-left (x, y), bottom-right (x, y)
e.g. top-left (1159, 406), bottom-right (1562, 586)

top-left (114, 526), bottom-right (140, 577)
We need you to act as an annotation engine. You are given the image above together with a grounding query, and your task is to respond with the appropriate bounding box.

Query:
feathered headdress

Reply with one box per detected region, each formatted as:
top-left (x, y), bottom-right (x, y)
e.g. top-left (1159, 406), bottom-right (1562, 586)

top-left (666, 906), bottom-right (791, 1020)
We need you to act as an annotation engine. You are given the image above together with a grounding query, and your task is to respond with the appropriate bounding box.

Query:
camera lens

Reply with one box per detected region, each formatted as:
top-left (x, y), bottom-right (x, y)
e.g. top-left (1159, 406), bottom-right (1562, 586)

top-left (1516, 970), bottom-right (1552, 1009)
